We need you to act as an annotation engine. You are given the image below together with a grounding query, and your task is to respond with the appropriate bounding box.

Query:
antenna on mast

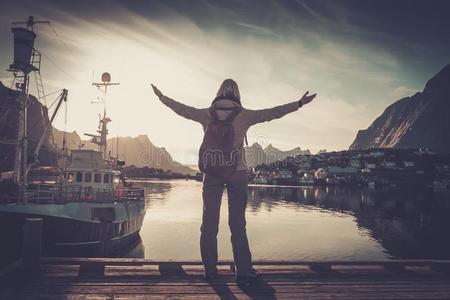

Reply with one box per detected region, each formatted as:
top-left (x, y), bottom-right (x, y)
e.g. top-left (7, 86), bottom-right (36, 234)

top-left (85, 72), bottom-right (120, 159)
top-left (92, 72), bottom-right (120, 117)
top-left (12, 16), bottom-right (50, 31)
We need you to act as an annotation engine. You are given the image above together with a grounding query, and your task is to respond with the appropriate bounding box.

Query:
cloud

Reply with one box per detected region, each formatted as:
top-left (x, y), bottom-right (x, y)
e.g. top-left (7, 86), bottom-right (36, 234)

top-left (389, 85), bottom-right (417, 100)
top-left (234, 22), bottom-right (281, 39)
top-left (0, 0), bottom-right (421, 164)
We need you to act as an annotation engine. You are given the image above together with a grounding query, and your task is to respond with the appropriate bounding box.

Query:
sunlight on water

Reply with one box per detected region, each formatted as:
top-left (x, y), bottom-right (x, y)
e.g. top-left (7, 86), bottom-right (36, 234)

top-left (136, 179), bottom-right (391, 261)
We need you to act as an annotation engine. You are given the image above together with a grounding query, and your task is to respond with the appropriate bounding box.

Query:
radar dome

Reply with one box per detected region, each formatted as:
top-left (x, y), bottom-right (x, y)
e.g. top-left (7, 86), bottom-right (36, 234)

top-left (101, 72), bottom-right (111, 83)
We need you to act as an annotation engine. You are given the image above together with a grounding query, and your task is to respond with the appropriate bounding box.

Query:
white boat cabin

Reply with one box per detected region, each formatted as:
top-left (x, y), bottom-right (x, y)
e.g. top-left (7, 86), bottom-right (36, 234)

top-left (62, 150), bottom-right (123, 190)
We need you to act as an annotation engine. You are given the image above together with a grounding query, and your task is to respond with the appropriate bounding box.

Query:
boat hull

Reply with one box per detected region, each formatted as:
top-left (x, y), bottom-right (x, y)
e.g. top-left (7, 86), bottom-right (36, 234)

top-left (0, 201), bottom-right (145, 265)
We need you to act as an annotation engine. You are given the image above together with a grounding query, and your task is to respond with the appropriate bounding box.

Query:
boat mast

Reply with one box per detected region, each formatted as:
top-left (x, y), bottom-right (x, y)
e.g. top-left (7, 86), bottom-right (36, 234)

top-left (8, 16), bottom-right (49, 199)
top-left (88, 73), bottom-right (119, 159)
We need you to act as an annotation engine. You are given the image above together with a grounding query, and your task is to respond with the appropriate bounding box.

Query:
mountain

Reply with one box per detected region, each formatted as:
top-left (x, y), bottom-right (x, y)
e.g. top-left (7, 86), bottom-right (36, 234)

top-left (350, 65), bottom-right (450, 152)
top-left (51, 129), bottom-right (196, 175)
top-left (0, 81), bottom-right (58, 172)
top-left (101, 135), bottom-right (196, 175)
top-left (52, 128), bottom-right (310, 172)
top-left (244, 142), bottom-right (311, 168)
top-left (52, 127), bottom-right (82, 150)
top-left (263, 144), bottom-right (310, 164)
top-left (244, 143), bottom-right (266, 168)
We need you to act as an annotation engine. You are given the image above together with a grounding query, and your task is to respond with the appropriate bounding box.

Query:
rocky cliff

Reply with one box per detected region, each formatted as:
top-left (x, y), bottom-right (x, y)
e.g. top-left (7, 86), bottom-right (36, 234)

top-left (0, 82), bottom-right (58, 172)
top-left (52, 127), bottom-right (82, 150)
top-left (102, 135), bottom-right (196, 175)
top-left (350, 65), bottom-right (450, 152)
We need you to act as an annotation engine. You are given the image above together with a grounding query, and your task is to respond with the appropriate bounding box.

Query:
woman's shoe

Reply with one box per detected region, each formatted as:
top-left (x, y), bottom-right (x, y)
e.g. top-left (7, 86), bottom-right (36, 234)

top-left (235, 269), bottom-right (261, 285)
top-left (204, 270), bottom-right (218, 281)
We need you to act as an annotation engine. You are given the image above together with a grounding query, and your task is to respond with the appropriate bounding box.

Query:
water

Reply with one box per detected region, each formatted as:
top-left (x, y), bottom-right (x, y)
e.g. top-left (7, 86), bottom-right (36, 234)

top-left (131, 179), bottom-right (450, 261)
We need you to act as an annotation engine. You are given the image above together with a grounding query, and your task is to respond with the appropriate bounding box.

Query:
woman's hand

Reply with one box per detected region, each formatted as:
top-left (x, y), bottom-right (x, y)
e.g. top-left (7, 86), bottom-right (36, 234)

top-left (151, 84), bottom-right (164, 99)
top-left (299, 91), bottom-right (317, 106)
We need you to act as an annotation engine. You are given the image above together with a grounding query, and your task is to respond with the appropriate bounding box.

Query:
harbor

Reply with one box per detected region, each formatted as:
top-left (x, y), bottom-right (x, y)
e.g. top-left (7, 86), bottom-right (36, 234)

top-left (1, 2), bottom-right (450, 299)
top-left (247, 147), bottom-right (450, 189)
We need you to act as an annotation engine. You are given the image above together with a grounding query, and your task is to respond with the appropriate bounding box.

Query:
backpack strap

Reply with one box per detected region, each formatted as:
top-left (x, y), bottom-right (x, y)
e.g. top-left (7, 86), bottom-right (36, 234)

top-left (212, 95), bottom-right (241, 105)
top-left (210, 106), bottom-right (242, 122)
top-left (209, 105), bottom-right (248, 145)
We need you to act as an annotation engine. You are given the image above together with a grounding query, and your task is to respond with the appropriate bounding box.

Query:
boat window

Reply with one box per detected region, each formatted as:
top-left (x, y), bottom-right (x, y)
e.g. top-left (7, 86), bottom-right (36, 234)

top-left (67, 173), bottom-right (74, 183)
top-left (104, 173), bottom-right (110, 183)
top-left (94, 173), bottom-right (101, 183)
top-left (76, 172), bottom-right (83, 182)
top-left (84, 172), bottom-right (92, 183)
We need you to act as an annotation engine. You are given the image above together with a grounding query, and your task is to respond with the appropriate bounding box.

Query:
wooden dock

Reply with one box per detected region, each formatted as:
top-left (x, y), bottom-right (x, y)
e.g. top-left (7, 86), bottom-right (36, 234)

top-left (2, 258), bottom-right (450, 299)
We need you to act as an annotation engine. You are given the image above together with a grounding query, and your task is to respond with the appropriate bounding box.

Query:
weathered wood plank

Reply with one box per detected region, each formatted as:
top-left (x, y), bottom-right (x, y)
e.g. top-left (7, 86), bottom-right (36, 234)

top-left (39, 257), bottom-right (450, 266)
top-left (3, 290), bottom-right (450, 300)
top-left (5, 281), bottom-right (450, 294)
top-left (3, 288), bottom-right (450, 300)
top-left (1, 293), bottom-right (449, 300)
top-left (2, 258), bottom-right (450, 300)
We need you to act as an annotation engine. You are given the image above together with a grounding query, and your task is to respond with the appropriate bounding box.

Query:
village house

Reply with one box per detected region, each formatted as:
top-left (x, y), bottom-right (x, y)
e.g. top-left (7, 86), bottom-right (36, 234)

top-left (314, 168), bottom-right (328, 179)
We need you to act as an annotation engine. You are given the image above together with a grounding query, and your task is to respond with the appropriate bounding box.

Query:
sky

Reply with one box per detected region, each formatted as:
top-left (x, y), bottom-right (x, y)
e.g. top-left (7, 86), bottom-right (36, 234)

top-left (0, 0), bottom-right (449, 164)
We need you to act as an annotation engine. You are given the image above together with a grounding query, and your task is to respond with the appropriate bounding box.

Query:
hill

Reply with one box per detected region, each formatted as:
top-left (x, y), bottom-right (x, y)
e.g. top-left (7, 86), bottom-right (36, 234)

top-left (350, 65), bottom-right (450, 152)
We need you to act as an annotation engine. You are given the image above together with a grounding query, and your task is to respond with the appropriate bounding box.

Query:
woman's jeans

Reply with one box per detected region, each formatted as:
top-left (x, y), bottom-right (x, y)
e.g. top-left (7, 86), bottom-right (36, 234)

top-left (200, 171), bottom-right (253, 276)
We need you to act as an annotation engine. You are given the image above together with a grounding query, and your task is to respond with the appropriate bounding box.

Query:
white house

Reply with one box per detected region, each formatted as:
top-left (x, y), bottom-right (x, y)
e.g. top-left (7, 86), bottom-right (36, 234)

top-left (403, 161), bottom-right (415, 168)
top-left (366, 163), bottom-right (376, 169)
top-left (314, 168), bottom-right (328, 179)
top-left (383, 161), bottom-right (396, 168)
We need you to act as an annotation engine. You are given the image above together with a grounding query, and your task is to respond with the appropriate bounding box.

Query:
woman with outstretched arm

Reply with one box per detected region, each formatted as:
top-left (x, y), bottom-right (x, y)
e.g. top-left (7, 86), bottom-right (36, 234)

top-left (152, 79), bottom-right (316, 284)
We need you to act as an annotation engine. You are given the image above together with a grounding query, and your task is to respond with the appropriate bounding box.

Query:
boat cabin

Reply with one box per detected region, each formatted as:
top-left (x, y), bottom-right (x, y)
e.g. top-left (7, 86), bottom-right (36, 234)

top-left (62, 150), bottom-right (123, 190)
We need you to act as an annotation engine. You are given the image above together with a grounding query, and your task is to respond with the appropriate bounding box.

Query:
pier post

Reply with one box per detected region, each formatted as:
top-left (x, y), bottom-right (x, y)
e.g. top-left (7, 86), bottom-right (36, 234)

top-left (22, 218), bottom-right (43, 270)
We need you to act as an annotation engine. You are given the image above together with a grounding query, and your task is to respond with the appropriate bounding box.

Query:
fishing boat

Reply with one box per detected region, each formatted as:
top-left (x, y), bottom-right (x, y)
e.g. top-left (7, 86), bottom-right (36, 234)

top-left (0, 16), bottom-right (146, 259)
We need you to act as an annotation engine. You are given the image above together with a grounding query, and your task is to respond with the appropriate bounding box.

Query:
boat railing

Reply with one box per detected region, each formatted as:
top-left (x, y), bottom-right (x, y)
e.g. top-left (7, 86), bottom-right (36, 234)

top-left (95, 187), bottom-right (145, 203)
top-left (0, 184), bottom-right (146, 204)
top-left (27, 184), bottom-right (82, 204)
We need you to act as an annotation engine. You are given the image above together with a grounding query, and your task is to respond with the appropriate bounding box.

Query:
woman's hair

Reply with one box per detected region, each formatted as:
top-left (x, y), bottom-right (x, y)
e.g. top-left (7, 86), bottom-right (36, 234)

top-left (216, 79), bottom-right (241, 103)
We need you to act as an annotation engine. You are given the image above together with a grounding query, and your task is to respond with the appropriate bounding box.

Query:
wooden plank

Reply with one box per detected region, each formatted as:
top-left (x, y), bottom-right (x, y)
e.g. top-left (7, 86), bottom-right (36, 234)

top-left (40, 257), bottom-right (450, 266)
top-left (309, 262), bottom-right (332, 272)
top-left (1, 293), bottom-right (449, 300)
top-left (78, 263), bottom-right (105, 278)
top-left (7, 281), bottom-right (450, 290)
top-left (5, 281), bottom-right (450, 294)
top-left (31, 270), bottom-right (450, 284)
top-left (3, 258), bottom-right (450, 300)
top-left (3, 283), bottom-right (450, 299)
top-left (12, 278), bottom-right (449, 286)
top-left (34, 264), bottom-right (440, 277)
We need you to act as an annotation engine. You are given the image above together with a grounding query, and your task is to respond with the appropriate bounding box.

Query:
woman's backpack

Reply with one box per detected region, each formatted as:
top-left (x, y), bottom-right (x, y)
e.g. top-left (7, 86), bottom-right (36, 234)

top-left (198, 105), bottom-right (242, 178)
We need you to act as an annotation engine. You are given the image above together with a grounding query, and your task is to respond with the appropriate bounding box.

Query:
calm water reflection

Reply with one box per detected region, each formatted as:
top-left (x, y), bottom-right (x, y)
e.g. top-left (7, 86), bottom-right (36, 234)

top-left (131, 179), bottom-right (450, 261)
